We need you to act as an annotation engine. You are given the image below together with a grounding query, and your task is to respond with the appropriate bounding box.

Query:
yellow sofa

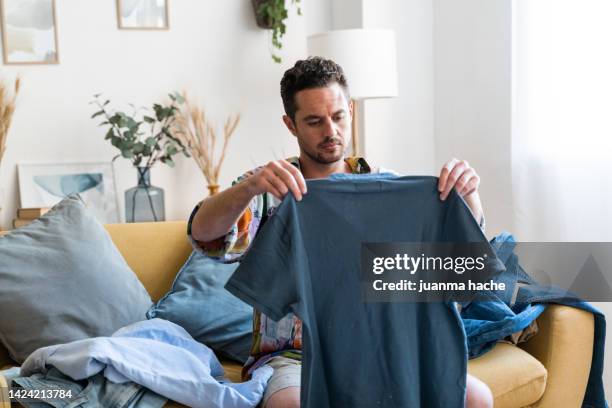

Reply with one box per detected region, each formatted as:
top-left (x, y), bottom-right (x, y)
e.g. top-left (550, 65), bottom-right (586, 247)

top-left (0, 221), bottom-right (596, 408)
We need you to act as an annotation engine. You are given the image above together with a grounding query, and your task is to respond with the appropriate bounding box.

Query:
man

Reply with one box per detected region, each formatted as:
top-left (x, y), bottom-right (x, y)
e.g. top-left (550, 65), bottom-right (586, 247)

top-left (189, 57), bottom-right (493, 408)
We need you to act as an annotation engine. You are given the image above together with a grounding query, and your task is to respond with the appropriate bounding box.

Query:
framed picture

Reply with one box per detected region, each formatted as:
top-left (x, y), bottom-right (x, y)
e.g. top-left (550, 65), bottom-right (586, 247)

top-left (18, 162), bottom-right (120, 224)
top-left (0, 0), bottom-right (59, 65)
top-left (116, 0), bottom-right (169, 30)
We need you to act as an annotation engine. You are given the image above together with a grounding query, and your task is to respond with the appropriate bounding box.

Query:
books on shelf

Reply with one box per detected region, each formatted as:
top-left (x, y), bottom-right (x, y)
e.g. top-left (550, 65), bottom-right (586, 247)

top-left (13, 218), bottom-right (33, 228)
top-left (11, 207), bottom-right (50, 229)
top-left (17, 207), bottom-right (49, 219)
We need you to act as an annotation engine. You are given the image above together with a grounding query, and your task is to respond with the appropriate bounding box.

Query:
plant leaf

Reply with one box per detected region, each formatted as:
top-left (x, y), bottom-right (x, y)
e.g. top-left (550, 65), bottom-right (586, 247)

top-left (163, 157), bottom-right (175, 167)
top-left (121, 149), bottom-right (134, 159)
top-left (133, 142), bottom-right (145, 154)
top-left (166, 145), bottom-right (178, 155)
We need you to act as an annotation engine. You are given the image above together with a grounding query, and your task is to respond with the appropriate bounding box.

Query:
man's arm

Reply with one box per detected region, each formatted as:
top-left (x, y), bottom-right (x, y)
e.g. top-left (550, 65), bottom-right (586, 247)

top-left (190, 179), bottom-right (256, 243)
top-left (190, 160), bottom-right (308, 244)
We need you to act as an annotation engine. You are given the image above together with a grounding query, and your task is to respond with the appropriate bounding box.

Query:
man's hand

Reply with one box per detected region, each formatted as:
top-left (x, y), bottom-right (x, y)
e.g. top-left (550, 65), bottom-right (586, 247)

top-left (437, 158), bottom-right (484, 225)
top-left (438, 158), bottom-right (480, 200)
top-left (246, 160), bottom-right (308, 201)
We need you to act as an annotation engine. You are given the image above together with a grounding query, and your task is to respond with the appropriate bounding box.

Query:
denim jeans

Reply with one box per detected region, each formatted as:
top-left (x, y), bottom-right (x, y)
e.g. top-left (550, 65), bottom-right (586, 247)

top-left (462, 232), bottom-right (607, 408)
top-left (2, 366), bottom-right (166, 408)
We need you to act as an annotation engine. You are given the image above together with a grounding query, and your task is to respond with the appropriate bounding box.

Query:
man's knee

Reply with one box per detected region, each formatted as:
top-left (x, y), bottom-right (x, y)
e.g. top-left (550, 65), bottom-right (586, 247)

top-left (466, 375), bottom-right (494, 408)
top-left (263, 386), bottom-right (300, 408)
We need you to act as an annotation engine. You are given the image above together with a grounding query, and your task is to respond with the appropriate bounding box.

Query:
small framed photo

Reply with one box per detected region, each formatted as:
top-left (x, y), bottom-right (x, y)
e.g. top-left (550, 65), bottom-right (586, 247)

top-left (116, 0), bottom-right (169, 30)
top-left (18, 162), bottom-right (120, 224)
top-left (0, 0), bottom-right (59, 64)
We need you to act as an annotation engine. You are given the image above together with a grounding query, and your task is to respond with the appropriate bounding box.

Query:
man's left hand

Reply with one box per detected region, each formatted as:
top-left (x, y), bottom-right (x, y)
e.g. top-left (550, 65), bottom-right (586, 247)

top-left (437, 158), bottom-right (485, 227)
top-left (438, 158), bottom-right (480, 200)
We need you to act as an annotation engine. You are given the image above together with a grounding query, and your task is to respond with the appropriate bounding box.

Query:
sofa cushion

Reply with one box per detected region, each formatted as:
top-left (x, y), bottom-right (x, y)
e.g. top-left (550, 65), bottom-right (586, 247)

top-left (147, 251), bottom-right (252, 363)
top-left (468, 342), bottom-right (547, 408)
top-left (0, 195), bottom-right (152, 364)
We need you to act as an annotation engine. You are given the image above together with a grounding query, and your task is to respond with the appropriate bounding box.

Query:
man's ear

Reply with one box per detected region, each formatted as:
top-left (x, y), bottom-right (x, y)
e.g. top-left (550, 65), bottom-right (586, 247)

top-left (349, 99), bottom-right (354, 121)
top-left (283, 115), bottom-right (298, 137)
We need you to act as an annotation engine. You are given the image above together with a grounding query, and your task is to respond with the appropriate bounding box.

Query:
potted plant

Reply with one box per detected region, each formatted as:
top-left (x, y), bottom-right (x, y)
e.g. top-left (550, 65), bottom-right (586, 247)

top-left (251, 0), bottom-right (302, 63)
top-left (91, 92), bottom-right (189, 222)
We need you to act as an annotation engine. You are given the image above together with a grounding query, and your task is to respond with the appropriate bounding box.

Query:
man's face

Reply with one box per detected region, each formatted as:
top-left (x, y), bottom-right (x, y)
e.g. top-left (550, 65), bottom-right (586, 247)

top-left (283, 82), bottom-right (353, 164)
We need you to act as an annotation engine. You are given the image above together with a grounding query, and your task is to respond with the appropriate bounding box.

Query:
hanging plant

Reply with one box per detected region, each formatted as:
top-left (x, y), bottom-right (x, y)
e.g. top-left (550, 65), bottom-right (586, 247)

top-left (252, 0), bottom-right (302, 63)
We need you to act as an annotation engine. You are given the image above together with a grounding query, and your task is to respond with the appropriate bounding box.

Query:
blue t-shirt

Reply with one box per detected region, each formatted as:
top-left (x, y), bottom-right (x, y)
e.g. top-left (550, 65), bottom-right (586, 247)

top-left (226, 175), bottom-right (499, 408)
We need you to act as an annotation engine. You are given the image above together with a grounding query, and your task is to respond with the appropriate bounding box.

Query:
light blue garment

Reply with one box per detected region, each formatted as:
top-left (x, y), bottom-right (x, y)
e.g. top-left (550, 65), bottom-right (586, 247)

top-left (20, 319), bottom-right (272, 408)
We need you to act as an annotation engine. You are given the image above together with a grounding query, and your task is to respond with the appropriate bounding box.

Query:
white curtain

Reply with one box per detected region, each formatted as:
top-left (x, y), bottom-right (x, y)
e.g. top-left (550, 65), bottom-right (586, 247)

top-left (513, 0), bottom-right (612, 395)
top-left (512, 0), bottom-right (612, 242)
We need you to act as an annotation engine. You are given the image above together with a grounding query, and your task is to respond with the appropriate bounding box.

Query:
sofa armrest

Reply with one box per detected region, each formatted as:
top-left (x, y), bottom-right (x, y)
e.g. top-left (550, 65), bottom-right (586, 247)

top-left (519, 304), bottom-right (594, 408)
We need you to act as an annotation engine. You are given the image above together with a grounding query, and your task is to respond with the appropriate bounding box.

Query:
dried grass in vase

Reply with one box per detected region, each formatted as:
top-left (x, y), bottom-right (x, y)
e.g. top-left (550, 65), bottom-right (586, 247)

top-left (0, 76), bottom-right (21, 166)
top-left (175, 94), bottom-right (240, 195)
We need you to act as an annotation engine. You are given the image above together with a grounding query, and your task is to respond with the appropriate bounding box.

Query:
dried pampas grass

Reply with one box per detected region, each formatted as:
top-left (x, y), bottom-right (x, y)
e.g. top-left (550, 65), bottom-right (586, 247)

top-left (0, 76), bottom-right (21, 165)
top-left (175, 93), bottom-right (240, 189)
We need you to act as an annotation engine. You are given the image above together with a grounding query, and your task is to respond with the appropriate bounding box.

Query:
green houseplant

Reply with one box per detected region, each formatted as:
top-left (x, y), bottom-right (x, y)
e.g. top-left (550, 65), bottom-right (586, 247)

top-left (252, 0), bottom-right (302, 63)
top-left (91, 93), bottom-right (189, 222)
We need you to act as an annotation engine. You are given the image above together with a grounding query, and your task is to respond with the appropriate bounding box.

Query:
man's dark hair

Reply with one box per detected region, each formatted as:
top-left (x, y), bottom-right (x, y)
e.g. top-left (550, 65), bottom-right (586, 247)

top-left (280, 56), bottom-right (350, 121)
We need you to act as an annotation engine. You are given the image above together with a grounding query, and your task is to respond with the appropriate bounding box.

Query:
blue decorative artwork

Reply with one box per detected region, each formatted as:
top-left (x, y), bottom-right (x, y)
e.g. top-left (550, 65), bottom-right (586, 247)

top-left (18, 163), bottom-right (119, 223)
top-left (33, 173), bottom-right (104, 197)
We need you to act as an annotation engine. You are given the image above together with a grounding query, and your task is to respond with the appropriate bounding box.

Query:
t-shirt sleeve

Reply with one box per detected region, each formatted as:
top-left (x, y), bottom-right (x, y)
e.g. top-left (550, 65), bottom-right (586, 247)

top-left (224, 200), bottom-right (301, 321)
top-left (443, 189), bottom-right (505, 273)
top-left (443, 190), bottom-right (488, 242)
top-left (186, 171), bottom-right (264, 262)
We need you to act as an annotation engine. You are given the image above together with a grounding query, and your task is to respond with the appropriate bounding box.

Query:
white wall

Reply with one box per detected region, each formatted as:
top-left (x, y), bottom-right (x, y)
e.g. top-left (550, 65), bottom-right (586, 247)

top-left (434, 0), bottom-right (514, 238)
top-left (361, 0), bottom-right (435, 176)
top-left (328, 0), bottom-right (435, 176)
top-left (0, 0), bottom-right (331, 229)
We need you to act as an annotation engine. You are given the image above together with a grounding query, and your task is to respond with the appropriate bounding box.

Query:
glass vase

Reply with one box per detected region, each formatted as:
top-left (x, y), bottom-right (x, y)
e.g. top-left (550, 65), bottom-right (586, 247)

top-left (125, 167), bottom-right (165, 223)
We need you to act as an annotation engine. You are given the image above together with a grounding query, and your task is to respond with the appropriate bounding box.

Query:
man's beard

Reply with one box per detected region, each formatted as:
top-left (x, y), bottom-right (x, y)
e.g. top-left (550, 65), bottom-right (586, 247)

top-left (300, 137), bottom-right (347, 164)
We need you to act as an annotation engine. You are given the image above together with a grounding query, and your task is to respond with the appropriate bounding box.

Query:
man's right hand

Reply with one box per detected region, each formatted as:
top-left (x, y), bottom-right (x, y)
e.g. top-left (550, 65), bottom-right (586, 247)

top-left (246, 160), bottom-right (308, 201)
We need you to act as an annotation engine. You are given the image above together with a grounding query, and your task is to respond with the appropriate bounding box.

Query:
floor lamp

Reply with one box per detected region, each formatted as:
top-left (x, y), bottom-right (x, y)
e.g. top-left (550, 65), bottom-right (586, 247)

top-left (307, 29), bottom-right (399, 156)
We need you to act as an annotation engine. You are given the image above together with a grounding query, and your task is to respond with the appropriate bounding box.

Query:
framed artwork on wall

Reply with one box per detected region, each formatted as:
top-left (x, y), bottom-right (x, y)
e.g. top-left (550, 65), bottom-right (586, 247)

top-left (18, 162), bottom-right (120, 224)
top-left (0, 0), bottom-right (59, 65)
top-left (116, 0), bottom-right (169, 30)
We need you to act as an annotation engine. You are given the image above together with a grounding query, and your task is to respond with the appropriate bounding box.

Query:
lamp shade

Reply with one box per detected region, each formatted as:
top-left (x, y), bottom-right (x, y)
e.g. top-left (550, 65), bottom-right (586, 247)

top-left (307, 29), bottom-right (398, 100)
